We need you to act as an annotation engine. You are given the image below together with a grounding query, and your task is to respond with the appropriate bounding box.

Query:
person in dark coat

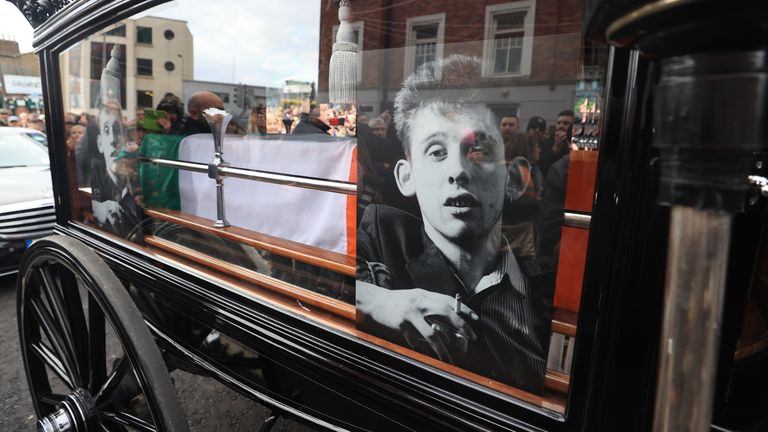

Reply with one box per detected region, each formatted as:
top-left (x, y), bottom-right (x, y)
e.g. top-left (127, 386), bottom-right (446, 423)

top-left (538, 110), bottom-right (574, 177)
top-left (291, 106), bottom-right (331, 135)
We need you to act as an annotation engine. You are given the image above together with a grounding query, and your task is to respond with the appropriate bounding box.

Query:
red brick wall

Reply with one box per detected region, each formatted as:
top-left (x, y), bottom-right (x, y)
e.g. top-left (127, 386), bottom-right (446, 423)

top-left (319, 0), bottom-right (583, 93)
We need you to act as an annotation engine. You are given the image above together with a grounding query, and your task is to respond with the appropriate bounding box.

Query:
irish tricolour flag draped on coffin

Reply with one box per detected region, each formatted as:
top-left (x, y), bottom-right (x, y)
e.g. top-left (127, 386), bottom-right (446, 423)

top-left (171, 134), bottom-right (357, 256)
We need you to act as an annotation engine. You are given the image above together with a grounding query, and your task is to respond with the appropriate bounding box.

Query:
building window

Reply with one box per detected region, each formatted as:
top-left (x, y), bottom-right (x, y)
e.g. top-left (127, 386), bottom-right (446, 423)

top-left (331, 22), bottom-right (364, 82)
top-left (137, 58), bottom-right (153, 76)
top-left (105, 25), bottom-right (126, 37)
top-left (492, 13), bottom-right (525, 74)
top-left (404, 13), bottom-right (445, 77)
top-left (136, 90), bottom-right (153, 108)
top-left (164, 61), bottom-right (175, 71)
top-left (483, 1), bottom-right (536, 77)
top-left (413, 24), bottom-right (438, 71)
top-left (164, 29), bottom-right (175, 40)
top-left (214, 92), bottom-right (230, 104)
top-left (136, 26), bottom-right (153, 44)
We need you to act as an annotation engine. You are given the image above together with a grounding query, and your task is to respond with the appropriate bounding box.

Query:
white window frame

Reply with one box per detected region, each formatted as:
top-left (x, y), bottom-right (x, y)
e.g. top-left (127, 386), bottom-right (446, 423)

top-left (482, 1), bottom-right (536, 77)
top-left (404, 13), bottom-right (445, 78)
top-left (332, 21), bottom-right (365, 83)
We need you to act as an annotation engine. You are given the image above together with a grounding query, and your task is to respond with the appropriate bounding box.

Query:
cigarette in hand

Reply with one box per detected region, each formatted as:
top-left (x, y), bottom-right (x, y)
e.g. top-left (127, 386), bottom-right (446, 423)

top-left (454, 294), bottom-right (461, 313)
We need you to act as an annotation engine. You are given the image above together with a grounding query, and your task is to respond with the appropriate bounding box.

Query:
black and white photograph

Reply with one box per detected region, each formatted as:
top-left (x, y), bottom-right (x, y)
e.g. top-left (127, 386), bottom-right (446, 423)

top-left (355, 54), bottom-right (556, 395)
top-left (89, 46), bottom-right (142, 238)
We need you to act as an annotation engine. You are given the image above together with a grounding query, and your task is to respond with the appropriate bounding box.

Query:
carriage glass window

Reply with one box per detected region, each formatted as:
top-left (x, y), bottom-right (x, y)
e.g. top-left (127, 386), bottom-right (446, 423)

top-left (58, 0), bottom-right (608, 414)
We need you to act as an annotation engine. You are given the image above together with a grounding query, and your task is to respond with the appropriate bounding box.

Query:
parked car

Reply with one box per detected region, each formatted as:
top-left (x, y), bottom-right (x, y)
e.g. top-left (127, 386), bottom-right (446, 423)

top-left (0, 127), bottom-right (55, 276)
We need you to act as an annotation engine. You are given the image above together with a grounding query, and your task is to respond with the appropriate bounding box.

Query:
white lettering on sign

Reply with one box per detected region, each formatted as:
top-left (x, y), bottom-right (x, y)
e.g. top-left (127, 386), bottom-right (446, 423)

top-left (3, 75), bottom-right (43, 94)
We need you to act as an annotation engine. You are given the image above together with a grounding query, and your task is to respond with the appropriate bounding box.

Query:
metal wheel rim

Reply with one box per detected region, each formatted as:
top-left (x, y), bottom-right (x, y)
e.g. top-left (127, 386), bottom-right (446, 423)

top-left (17, 236), bottom-right (188, 432)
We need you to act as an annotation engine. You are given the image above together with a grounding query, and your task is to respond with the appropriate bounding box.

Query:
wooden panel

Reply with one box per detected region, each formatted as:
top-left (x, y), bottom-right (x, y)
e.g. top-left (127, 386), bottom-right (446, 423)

top-left (143, 232), bottom-right (562, 411)
top-left (144, 207), bottom-right (355, 277)
top-left (544, 370), bottom-right (570, 395)
top-left (551, 307), bottom-right (578, 337)
top-left (735, 333), bottom-right (768, 361)
top-left (72, 222), bottom-right (567, 413)
top-left (352, 327), bottom-right (562, 410)
top-left (564, 149), bottom-right (599, 213)
top-left (145, 235), bottom-right (356, 320)
top-left (554, 226), bottom-right (589, 312)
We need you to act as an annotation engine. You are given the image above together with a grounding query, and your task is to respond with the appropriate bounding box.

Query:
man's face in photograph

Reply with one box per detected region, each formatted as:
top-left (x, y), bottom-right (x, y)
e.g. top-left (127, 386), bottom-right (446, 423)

top-left (499, 116), bottom-right (519, 140)
top-left (556, 114), bottom-right (574, 133)
top-left (97, 110), bottom-right (121, 173)
top-left (398, 103), bottom-right (506, 246)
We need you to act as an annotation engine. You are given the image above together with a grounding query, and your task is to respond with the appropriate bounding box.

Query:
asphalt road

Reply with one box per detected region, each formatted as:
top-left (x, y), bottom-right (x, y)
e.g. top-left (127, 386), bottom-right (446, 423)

top-left (0, 274), bottom-right (318, 432)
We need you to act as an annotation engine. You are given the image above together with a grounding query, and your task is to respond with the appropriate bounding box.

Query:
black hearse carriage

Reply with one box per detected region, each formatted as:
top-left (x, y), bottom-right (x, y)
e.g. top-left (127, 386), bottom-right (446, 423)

top-left (9, 0), bottom-right (768, 430)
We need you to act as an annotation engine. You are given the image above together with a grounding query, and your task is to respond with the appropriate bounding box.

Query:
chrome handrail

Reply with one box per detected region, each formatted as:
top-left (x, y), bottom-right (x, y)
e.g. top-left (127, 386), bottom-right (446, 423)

top-left (138, 156), bottom-right (357, 196)
top-left (564, 212), bottom-right (591, 229)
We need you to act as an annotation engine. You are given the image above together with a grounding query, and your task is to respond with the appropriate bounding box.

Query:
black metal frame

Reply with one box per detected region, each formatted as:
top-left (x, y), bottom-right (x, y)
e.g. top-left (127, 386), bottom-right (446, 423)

top-left (22, 0), bottom-right (767, 430)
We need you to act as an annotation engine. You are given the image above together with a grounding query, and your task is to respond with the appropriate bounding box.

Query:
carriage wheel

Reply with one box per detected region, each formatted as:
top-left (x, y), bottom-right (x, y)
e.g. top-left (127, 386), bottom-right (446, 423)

top-left (17, 236), bottom-right (188, 432)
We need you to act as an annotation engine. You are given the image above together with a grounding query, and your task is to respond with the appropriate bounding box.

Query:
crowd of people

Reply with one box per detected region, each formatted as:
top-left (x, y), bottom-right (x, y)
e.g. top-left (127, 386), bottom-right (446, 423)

top-left (0, 108), bottom-right (46, 131)
top-left (4, 83), bottom-right (575, 262)
top-left (45, 80), bottom-right (575, 263)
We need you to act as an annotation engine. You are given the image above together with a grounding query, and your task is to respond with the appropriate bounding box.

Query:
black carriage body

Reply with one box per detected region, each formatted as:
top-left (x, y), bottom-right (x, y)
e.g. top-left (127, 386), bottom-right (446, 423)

top-left (16, 0), bottom-right (768, 430)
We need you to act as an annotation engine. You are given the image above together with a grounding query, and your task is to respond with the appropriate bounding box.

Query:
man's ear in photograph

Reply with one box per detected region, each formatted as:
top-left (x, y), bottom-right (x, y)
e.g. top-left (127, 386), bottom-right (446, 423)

top-left (394, 159), bottom-right (415, 197)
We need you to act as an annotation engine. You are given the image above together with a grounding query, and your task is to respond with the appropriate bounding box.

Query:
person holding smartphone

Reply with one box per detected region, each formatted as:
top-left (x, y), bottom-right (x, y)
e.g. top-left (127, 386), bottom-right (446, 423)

top-left (151, 93), bottom-right (183, 135)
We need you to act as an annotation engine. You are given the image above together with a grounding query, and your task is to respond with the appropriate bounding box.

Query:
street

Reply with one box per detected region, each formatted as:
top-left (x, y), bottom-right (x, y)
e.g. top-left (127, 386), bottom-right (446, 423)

top-left (0, 274), bottom-right (316, 432)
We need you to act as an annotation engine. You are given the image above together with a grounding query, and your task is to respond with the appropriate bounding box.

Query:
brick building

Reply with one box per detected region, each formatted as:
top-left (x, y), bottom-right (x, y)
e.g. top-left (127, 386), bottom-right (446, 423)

top-left (318, 0), bottom-right (589, 127)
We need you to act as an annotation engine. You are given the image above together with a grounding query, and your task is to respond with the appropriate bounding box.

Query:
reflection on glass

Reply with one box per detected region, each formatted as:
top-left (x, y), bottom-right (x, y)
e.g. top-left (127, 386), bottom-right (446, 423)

top-left (89, 46), bottom-right (141, 238)
top-left (58, 1), bottom-right (355, 302)
top-left (53, 0), bottom-right (610, 412)
top-left (356, 55), bottom-right (554, 396)
top-left (344, 0), bottom-right (608, 410)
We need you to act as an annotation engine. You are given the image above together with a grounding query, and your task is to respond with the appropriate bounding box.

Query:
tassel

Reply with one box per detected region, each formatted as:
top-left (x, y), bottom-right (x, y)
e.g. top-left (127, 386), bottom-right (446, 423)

top-left (99, 45), bottom-right (123, 107)
top-left (329, 0), bottom-right (358, 105)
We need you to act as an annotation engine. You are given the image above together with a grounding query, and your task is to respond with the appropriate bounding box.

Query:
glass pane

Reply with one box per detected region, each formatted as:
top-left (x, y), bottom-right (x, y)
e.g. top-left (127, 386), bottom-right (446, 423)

top-left (350, 0), bottom-right (609, 415)
top-left (496, 12), bottom-right (525, 31)
top-left (413, 23), bottom-right (438, 40)
top-left (136, 58), bottom-right (152, 76)
top-left (59, 0), bottom-right (356, 310)
top-left (136, 26), bottom-right (152, 44)
top-left (494, 47), bottom-right (507, 73)
top-left (136, 89), bottom-right (153, 108)
top-left (105, 25), bottom-right (126, 37)
top-left (55, 0), bottom-right (611, 416)
top-left (509, 47), bottom-right (522, 73)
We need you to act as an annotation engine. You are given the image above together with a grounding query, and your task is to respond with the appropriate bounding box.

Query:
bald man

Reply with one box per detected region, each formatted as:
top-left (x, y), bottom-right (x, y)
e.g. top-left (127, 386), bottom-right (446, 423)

top-left (179, 91), bottom-right (225, 136)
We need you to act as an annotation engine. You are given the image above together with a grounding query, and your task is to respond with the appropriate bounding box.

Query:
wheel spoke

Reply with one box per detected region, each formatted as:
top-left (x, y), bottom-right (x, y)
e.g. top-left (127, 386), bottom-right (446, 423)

top-left (89, 293), bottom-right (107, 394)
top-left (38, 392), bottom-right (67, 407)
top-left (29, 342), bottom-right (75, 390)
top-left (94, 356), bottom-right (130, 404)
top-left (100, 410), bottom-right (157, 432)
top-left (19, 238), bottom-right (187, 432)
top-left (28, 297), bottom-right (82, 387)
top-left (35, 266), bottom-right (79, 359)
top-left (57, 267), bottom-right (91, 388)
